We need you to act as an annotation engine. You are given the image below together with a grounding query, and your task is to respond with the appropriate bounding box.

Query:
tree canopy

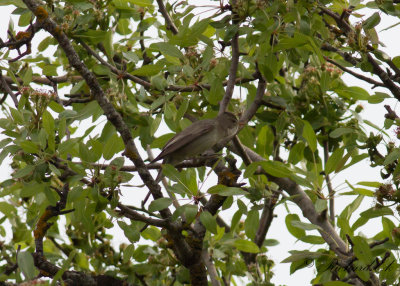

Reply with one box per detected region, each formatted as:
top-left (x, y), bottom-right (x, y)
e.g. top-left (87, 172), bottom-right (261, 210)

top-left (1, 0), bottom-right (400, 285)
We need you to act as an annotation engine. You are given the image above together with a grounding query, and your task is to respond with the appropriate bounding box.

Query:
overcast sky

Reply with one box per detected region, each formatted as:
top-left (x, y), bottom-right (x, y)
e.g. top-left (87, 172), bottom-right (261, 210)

top-left (1, 2), bottom-right (400, 285)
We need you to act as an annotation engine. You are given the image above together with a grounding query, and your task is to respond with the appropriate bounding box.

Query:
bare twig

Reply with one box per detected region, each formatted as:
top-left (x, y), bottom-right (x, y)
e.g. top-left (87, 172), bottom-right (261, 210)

top-left (117, 203), bottom-right (170, 228)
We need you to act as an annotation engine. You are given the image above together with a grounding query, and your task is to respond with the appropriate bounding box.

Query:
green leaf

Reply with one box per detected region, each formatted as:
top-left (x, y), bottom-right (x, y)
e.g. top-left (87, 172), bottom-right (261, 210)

top-left (22, 67), bottom-right (32, 85)
top-left (368, 92), bottom-right (390, 104)
top-left (281, 250), bottom-right (322, 263)
top-left (152, 42), bottom-right (184, 59)
top-left (291, 221), bottom-right (321, 231)
top-left (325, 147), bottom-right (345, 174)
top-left (13, 164), bottom-right (34, 179)
top-left (323, 282), bottom-right (353, 286)
top-left (234, 239), bottom-right (259, 253)
top-left (363, 12), bottom-right (381, 29)
top-left (360, 206), bottom-right (393, 218)
top-left (20, 141), bottom-right (39, 153)
top-left (0, 202), bottom-right (16, 217)
top-left (0, 0), bottom-right (26, 8)
top-left (299, 235), bottom-right (325, 244)
top-left (329, 128), bottom-right (355, 138)
top-left (129, 0), bottom-right (153, 7)
top-left (160, 164), bottom-right (180, 180)
top-left (302, 120), bottom-right (317, 152)
top-left (74, 101), bottom-right (103, 121)
top-left (141, 226), bottom-right (161, 241)
top-left (259, 161), bottom-right (291, 178)
top-left (200, 211), bottom-right (217, 234)
top-left (207, 185), bottom-right (248, 196)
top-left (285, 214), bottom-right (305, 239)
top-left (148, 198), bottom-right (173, 212)
top-left (42, 110), bottom-right (55, 136)
top-left (184, 204), bottom-right (198, 224)
top-left (10, 108), bottom-right (24, 124)
top-left (51, 250), bottom-right (77, 285)
top-left (352, 236), bottom-right (373, 264)
top-left (103, 134), bottom-right (124, 160)
top-left (288, 142), bottom-right (305, 164)
top-left (118, 221), bottom-right (140, 242)
top-left (383, 149), bottom-right (400, 165)
top-left (131, 64), bottom-right (163, 76)
top-left (335, 86), bottom-right (370, 101)
top-left (151, 133), bottom-right (174, 149)
top-left (17, 251), bottom-right (36, 280)
top-left (357, 181), bottom-right (381, 188)
top-left (273, 33), bottom-right (309, 50)
top-left (42, 64), bottom-right (58, 76)
top-left (123, 244), bottom-right (135, 263)
top-left (245, 209), bottom-right (259, 240)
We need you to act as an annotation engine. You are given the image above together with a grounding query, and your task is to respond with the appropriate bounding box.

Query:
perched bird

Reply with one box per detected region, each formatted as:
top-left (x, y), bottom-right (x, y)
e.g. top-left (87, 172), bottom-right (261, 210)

top-left (152, 111), bottom-right (239, 181)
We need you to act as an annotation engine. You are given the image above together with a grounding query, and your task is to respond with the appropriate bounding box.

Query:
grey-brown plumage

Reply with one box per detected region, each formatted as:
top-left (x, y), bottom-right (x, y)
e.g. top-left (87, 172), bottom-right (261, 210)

top-left (152, 112), bottom-right (238, 181)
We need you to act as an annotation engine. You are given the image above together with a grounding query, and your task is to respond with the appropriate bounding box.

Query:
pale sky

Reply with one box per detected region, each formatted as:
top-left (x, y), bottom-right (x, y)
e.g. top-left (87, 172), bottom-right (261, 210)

top-left (0, 2), bottom-right (400, 285)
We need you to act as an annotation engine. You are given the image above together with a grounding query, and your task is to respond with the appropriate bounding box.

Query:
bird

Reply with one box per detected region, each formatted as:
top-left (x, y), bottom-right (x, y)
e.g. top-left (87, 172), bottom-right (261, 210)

top-left (152, 111), bottom-right (239, 182)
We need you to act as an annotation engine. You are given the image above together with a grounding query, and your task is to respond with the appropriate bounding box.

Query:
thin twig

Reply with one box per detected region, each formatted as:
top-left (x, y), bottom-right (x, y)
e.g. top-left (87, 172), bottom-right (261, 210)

top-left (325, 57), bottom-right (385, 87)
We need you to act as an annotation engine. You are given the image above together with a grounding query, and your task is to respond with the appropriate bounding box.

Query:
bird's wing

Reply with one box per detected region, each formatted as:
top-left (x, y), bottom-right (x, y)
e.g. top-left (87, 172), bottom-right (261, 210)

top-left (151, 119), bottom-right (215, 162)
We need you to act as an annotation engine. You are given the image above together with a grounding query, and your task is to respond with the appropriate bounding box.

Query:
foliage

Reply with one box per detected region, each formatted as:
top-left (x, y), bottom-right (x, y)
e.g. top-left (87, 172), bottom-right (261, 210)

top-left (0, 0), bottom-right (400, 285)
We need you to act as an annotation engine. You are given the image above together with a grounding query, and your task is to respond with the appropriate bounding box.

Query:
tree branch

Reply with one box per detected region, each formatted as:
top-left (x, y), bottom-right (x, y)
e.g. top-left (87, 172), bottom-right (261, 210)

top-left (325, 57), bottom-right (385, 88)
top-left (323, 140), bottom-right (335, 224)
top-left (0, 73), bottom-right (19, 107)
top-left (219, 31), bottom-right (239, 115)
top-left (155, 0), bottom-right (178, 34)
top-left (239, 77), bottom-right (266, 126)
top-left (201, 249), bottom-right (221, 286)
top-left (117, 203), bottom-right (170, 228)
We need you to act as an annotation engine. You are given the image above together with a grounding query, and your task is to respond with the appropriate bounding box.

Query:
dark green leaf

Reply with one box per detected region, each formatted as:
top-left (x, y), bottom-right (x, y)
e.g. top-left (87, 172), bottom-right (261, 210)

top-left (17, 251), bottom-right (36, 280)
top-left (363, 12), bottom-right (381, 29)
top-left (234, 239), bottom-right (259, 253)
top-left (302, 120), bottom-right (317, 152)
top-left (285, 214), bottom-right (305, 239)
top-left (245, 209), bottom-right (259, 240)
top-left (200, 211), bottom-right (217, 234)
top-left (207, 185), bottom-right (248, 196)
top-left (148, 198), bottom-right (173, 212)
top-left (329, 128), bottom-right (355, 138)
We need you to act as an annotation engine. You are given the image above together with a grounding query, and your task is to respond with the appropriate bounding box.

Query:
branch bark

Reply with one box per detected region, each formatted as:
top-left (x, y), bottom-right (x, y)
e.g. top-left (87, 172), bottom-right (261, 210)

top-left (219, 31), bottom-right (239, 115)
top-left (155, 0), bottom-right (178, 34)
